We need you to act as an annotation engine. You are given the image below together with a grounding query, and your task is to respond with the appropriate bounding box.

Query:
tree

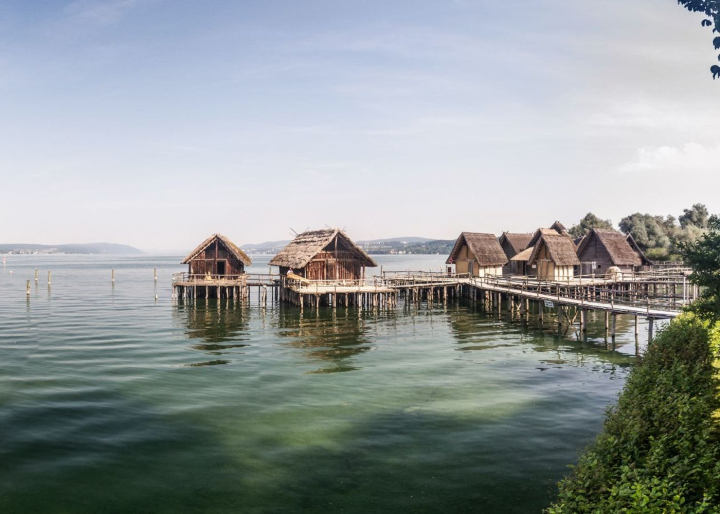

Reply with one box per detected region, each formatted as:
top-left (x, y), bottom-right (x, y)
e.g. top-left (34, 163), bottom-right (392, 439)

top-left (678, 203), bottom-right (709, 229)
top-left (619, 213), bottom-right (672, 259)
top-left (682, 214), bottom-right (720, 320)
top-left (568, 213), bottom-right (613, 238)
top-left (677, 0), bottom-right (720, 78)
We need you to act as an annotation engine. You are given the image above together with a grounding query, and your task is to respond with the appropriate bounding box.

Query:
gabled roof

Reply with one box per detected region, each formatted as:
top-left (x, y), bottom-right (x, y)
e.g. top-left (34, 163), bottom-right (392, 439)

top-left (528, 233), bottom-right (580, 266)
top-left (498, 232), bottom-right (534, 255)
top-left (528, 227), bottom-right (564, 248)
top-left (269, 228), bottom-right (376, 269)
top-left (577, 229), bottom-right (643, 266)
top-left (182, 234), bottom-right (252, 266)
top-left (510, 246), bottom-right (534, 262)
top-left (446, 232), bottom-right (508, 266)
top-left (550, 220), bottom-right (568, 233)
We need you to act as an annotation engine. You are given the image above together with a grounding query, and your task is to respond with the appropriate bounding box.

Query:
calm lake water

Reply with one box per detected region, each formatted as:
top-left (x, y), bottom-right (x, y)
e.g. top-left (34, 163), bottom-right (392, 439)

top-left (0, 255), bottom-right (650, 513)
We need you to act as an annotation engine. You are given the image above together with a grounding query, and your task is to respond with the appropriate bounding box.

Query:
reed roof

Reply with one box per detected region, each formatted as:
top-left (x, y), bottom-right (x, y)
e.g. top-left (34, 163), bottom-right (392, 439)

top-left (182, 234), bottom-right (252, 266)
top-left (577, 228), bottom-right (643, 266)
top-left (528, 233), bottom-right (580, 266)
top-left (269, 228), bottom-right (376, 269)
top-left (499, 232), bottom-right (534, 254)
top-left (446, 232), bottom-right (508, 266)
top-left (510, 246), bottom-right (534, 262)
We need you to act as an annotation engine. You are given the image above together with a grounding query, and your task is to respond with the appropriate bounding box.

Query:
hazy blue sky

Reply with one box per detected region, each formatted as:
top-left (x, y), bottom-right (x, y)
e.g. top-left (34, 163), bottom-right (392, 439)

top-left (1, 0), bottom-right (718, 251)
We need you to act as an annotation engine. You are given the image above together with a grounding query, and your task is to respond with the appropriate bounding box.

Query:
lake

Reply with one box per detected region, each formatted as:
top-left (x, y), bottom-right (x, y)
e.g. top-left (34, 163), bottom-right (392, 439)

top-left (0, 255), bottom-right (648, 513)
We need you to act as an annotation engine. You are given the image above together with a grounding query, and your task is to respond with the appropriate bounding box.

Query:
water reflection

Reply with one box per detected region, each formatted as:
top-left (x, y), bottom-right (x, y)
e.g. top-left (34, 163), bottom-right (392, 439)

top-left (173, 301), bottom-right (249, 365)
top-left (273, 308), bottom-right (375, 374)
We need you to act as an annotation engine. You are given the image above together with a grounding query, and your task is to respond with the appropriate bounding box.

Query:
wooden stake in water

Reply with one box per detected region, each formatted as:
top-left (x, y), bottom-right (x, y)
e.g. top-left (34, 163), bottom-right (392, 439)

top-left (35, 268), bottom-right (38, 283)
top-left (112, 269), bottom-right (115, 283)
top-left (48, 271), bottom-right (52, 286)
top-left (154, 267), bottom-right (157, 282)
top-left (26, 280), bottom-right (30, 296)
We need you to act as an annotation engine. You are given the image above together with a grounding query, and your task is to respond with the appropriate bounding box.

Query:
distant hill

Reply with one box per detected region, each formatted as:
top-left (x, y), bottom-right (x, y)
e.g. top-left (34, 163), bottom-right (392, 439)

top-left (0, 243), bottom-right (144, 255)
top-left (242, 236), bottom-right (453, 255)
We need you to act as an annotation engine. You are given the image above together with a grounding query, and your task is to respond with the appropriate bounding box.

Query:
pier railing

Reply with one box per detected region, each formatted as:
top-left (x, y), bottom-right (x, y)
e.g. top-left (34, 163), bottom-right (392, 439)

top-left (172, 273), bottom-right (248, 285)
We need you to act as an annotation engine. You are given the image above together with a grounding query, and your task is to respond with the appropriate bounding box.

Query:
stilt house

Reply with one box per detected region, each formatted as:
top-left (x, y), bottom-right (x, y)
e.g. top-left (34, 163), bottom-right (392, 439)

top-left (525, 232), bottom-right (579, 281)
top-left (498, 232), bottom-right (533, 275)
top-left (446, 232), bottom-right (507, 277)
top-left (269, 228), bottom-right (376, 281)
top-left (510, 223), bottom-right (572, 277)
top-left (576, 228), bottom-right (651, 275)
top-left (182, 233), bottom-right (252, 277)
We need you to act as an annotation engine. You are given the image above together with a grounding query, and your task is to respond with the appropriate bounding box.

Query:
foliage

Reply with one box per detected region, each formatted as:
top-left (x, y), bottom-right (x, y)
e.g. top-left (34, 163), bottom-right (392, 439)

top-left (680, 204), bottom-right (711, 229)
top-left (568, 213), bottom-right (614, 238)
top-left (677, 0), bottom-right (720, 78)
top-left (618, 204), bottom-right (710, 261)
top-left (548, 314), bottom-right (720, 513)
top-left (683, 215), bottom-right (720, 321)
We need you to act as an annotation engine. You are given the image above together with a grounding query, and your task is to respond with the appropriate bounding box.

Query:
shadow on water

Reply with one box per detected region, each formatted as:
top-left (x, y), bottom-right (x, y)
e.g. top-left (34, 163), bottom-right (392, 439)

top-left (172, 300), bottom-right (250, 366)
top-left (272, 307), bottom-right (379, 374)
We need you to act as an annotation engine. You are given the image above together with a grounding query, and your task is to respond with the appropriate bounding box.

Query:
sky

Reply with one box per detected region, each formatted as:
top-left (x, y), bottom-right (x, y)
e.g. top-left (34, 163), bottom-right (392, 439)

top-left (1, 0), bottom-right (719, 252)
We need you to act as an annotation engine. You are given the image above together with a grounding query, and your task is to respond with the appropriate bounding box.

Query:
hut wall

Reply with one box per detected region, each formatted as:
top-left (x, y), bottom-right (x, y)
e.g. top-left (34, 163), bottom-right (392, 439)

top-left (298, 236), bottom-right (366, 281)
top-left (187, 240), bottom-right (245, 276)
top-left (477, 265), bottom-right (503, 278)
top-left (577, 237), bottom-right (616, 275)
top-left (500, 239), bottom-right (519, 275)
top-left (455, 245), bottom-right (470, 275)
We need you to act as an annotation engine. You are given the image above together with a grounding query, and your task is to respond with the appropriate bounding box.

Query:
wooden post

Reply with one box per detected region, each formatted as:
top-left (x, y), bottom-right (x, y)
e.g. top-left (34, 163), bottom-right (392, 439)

top-left (648, 318), bottom-right (654, 343)
top-left (26, 280), bottom-right (30, 296)
top-left (634, 315), bottom-right (639, 337)
top-left (538, 302), bottom-right (544, 322)
top-left (580, 310), bottom-right (587, 332)
top-left (154, 267), bottom-right (157, 282)
top-left (35, 268), bottom-right (38, 283)
top-left (605, 311), bottom-right (609, 332)
top-left (48, 271), bottom-right (52, 286)
top-left (112, 269), bottom-right (115, 283)
top-left (611, 314), bottom-right (617, 338)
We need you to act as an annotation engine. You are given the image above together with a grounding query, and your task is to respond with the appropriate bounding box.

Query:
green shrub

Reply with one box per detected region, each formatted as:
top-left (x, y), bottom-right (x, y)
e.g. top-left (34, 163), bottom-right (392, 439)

top-left (548, 314), bottom-right (720, 513)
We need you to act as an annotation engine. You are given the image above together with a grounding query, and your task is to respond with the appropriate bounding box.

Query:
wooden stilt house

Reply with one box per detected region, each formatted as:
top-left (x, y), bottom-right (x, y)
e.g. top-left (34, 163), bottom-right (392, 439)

top-left (525, 232), bottom-right (579, 281)
top-left (446, 232), bottom-right (507, 277)
top-left (182, 233), bottom-right (252, 278)
top-left (498, 232), bottom-right (533, 275)
top-left (269, 228), bottom-right (376, 281)
top-left (576, 228), bottom-right (651, 275)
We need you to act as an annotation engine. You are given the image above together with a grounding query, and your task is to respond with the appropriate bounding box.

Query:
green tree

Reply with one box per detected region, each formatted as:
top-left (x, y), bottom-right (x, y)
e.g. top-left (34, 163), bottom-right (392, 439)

top-left (568, 212), bottom-right (613, 238)
top-left (677, 0), bottom-right (720, 78)
top-left (682, 214), bottom-right (720, 321)
top-left (619, 213), bottom-right (672, 259)
top-left (679, 203), bottom-right (710, 229)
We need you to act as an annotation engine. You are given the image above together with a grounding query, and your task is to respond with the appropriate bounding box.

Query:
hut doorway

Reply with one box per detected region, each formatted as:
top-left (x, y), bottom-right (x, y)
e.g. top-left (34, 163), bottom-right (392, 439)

top-left (217, 261), bottom-right (226, 276)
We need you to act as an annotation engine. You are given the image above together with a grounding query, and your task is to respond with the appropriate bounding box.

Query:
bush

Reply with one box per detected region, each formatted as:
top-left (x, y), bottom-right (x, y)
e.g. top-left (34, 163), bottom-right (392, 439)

top-left (548, 314), bottom-right (720, 513)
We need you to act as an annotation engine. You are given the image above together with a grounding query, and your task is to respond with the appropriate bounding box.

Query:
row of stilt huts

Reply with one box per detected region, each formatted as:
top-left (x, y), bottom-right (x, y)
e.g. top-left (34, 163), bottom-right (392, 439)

top-left (172, 222), bottom-right (655, 306)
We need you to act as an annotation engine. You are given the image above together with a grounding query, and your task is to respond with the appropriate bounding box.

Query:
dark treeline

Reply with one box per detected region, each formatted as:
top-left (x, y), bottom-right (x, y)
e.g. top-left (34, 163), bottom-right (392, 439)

top-left (568, 204), bottom-right (712, 261)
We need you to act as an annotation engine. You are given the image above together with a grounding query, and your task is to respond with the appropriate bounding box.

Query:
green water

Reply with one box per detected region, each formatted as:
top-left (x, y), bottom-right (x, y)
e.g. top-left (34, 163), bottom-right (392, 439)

top-left (0, 255), bottom-right (647, 513)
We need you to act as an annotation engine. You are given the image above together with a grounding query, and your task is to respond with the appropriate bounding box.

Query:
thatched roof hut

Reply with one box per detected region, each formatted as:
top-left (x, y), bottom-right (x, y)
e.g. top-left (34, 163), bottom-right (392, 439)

top-left (499, 232), bottom-right (533, 255)
top-left (182, 233), bottom-right (252, 277)
top-left (576, 229), bottom-right (643, 268)
top-left (446, 232), bottom-right (507, 266)
top-left (528, 234), bottom-right (580, 267)
top-left (528, 223), bottom-right (568, 249)
top-left (269, 228), bottom-right (376, 280)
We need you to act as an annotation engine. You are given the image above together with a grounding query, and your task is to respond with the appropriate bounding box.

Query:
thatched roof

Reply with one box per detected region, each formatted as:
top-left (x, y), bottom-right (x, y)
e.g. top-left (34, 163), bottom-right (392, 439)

top-left (528, 233), bottom-right (580, 266)
top-left (499, 232), bottom-right (533, 254)
top-left (528, 227), bottom-right (565, 248)
top-left (182, 234), bottom-right (252, 266)
top-left (510, 246), bottom-right (534, 262)
top-left (551, 220), bottom-right (568, 233)
top-left (446, 232), bottom-right (508, 266)
top-left (577, 229), bottom-right (642, 266)
top-left (626, 233), bottom-right (653, 266)
top-left (269, 228), bottom-right (376, 269)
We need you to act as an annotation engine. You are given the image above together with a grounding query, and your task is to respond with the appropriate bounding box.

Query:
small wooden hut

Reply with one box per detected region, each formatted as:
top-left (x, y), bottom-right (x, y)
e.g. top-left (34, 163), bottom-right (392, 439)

top-left (182, 233), bottom-right (252, 278)
top-left (269, 228), bottom-right (376, 281)
top-left (526, 233), bottom-right (579, 281)
top-left (498, 232), bottom-right (533, 275)
top-left (576, 228), bottom-right (650, 275)
top-left (446, 232), bottom-right (507, 277)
